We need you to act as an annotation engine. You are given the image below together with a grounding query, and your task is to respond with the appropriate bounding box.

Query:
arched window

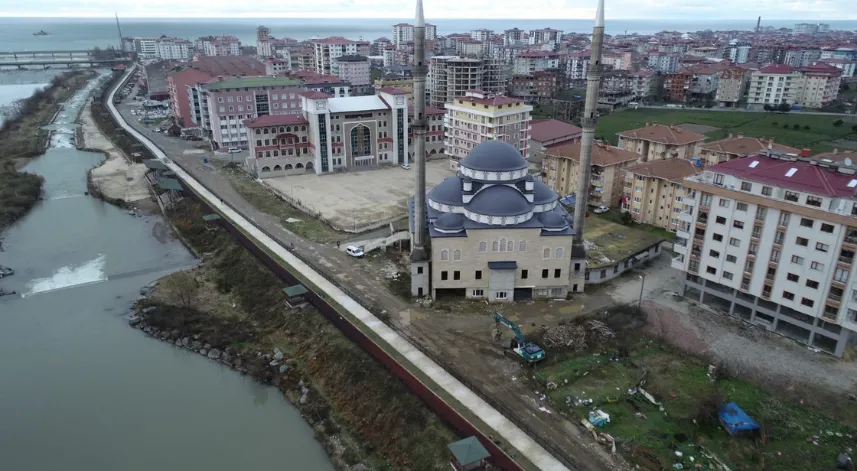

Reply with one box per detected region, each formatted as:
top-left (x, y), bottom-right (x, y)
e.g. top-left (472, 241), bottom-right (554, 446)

top-left (507, 240), bottom-right (513, 252)
top-left (263, 128), bottom-right (269, 134)
top-left (255, 129), bottom-right (261, 135)
top-left (479, 241), bottom-right (487, 253)
top-left (492, 241), bottom-right (499, 252)
top-left (441, 249), bottom-right (449, 261)
top-left (279, 127), bottom-right (285, 133)
top-left (286, 126), bottom-right (292, 132)
top-left (453, 249), bottom-right (461, 261)
top-left (543, 248), bottom-right (551, 259)
top-left (273, 150), bottom-right (279, 156)
top-left (519, 240), bottom-right (527, 252)
top-left (301, 136), bottom-right (307, 142)
top-left (301, 125), bottom-right (307, 131)
top-left (499, 238), bottom-right (507, 252)
top-left (556, 248), bottom-right (564, 259)
top-left (350, 124), bottom-right (372, 157)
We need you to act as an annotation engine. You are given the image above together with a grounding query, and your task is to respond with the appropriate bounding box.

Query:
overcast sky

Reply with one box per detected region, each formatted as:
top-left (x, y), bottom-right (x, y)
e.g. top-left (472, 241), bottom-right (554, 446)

top-left (0, 0), bottom-right (853, 20)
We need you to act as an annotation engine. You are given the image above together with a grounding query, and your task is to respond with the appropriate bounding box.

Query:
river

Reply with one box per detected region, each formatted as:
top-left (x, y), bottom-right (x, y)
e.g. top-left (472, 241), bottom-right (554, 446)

top-left (0, 72), bottom-right (334, 471)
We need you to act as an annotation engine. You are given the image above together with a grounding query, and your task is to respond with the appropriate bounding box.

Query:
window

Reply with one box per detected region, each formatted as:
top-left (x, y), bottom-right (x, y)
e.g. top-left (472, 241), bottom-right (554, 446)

top-left (733, 221), bottom-right (744, 229)
top-left (441, 271), bottom-right (448, 281)
top-left (729, 237), bottom-right (740, 247)
top-left (709, 249), bottom-right (721, 258)
top-left (806, 280), bottom-right (819, 289)
top-left (774, 231), bottom-right (785, 244)
top-left (453, 249), bottom-right (461, 261)
top-left (741, 182), bottom-right (752, 191)
top-left (792, 255), bottom-right (805, 265)
top-left (796, 237), bottom-right (808, 247)
top-left (806, 195), bottom-right (822, 207)
top-left (723, 271), bottom-right (734, 280)
top-left (713, 233), bottom-right (723, 242)
top-left (835, 267), bottom-right (849, 282)
top-left (507, 240), bottom-right (514, 252)
top-left (417, 266), bottom-right (423, 274)
top-left (471, 289), bottom-right (484, 296)
top-left (821, 223), bottom-right (834, 233)
top-left (719, 199), bottom-right (731, 208)
top-left (726, 255), bottom-right (737, 263)
top-left (475, 270), bottom-right (482, 280)
top-left (811, 261), bottom-right (824, 271)
top-left (553, 269), bottom-right (561, 278)
top-left (492, 240), bottom-right (499, 252)
top-left (762, 186), bottom-right (773, 196)
top-left (787, 273), bottom-right (799, 282)
top-left (496, 292), bottom-right (508, 299)
top-left (785, 190), bottom-right (800, 202)
top-left (744, 260), bottom-right (755, 272)
top-left (706, 266), bottom-right (717, 275)
top-left (716, 216), bottom-right (726, 224)
top-left (521, 269), bottom-right (528, 279)
top-left (541, 269), bottom-right (549, 278)
top-left (771, 249), bottom-right (781, 262)
top-left (783, 291), bottom-right (795, 301)
top-left (543, 248), bottom-right (550, 259)
top-left (555, 248), bottom-right (564, 259)
top-left (441, 249), bottom-right (449, 261)
top-left (518, 241), bottom-right (527, 252)
top-left (453, 271), bottom-right (460, 281)
top-left (778, 212), bottom-right (791, 226)
top-left (752, 226), bottom-right (762, 238)
top-left (479, 241), bottom-right (487, 252)
top-left (815, 242), bottom-right (829, 252)
top-left (800, 218), bottom-right (814, 228)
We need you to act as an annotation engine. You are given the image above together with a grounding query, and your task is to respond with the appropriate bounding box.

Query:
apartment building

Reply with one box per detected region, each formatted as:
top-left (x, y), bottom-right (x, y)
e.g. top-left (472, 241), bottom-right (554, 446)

top-left (392, 23), bottom-right (437, 47)
top-left (506, 71), bottom-right (558, 103)
top-left (335, 55), bottom-right (371, 92)
top-left (674, 152), bottom-right (857, 356)
top-left (793, 23), bottom-right (820, 35)
top-left (504, 28), bottom-right (525, 46)
top-left (663, 71), bottom-right (692, 102)
top-left (156, 37), bottom-right (192, 60)
top-left (528, 119), bottom-right (581, 164)
top-left (818, 58), bottom-right (857, 78)
top-left (798, 63), bottom-right (843, 108)
top-left (603, 51), bottom-right (634, 71)
top-left (544, 141), bottom-right (639, 207)
top-left (617, 123), bottom-right (707, 162)
top-left (313, 37), bottom-right (359, 76)
top-left (621, 159), bottom-right (701, 230)
top-left (513, 51), bottom-right (561, 75)
top-left (565, 51), bottom-right (590, 85)
top-left (196, 36), bottom-right (241, 56)
top-left (783, 48), bottom-right (822, 68)
top-left (443, 91), bottom-right (532, 169)
top-left (747, 64), bottom-right (802, 106)
top-left (647, 53), bottom-right (680, 73)
top-left (428, 56), bottom-right (505, 108)
top-left (696, 135), bottom-right (801, 166)
top-left (123, 37), bottom-right (158, 58)
top-left (628, 70), bottom-right (655, 99)
top-left (715, 66), bottom-right (749, 107)
top-left (265, 57), bottom-right (290, 75)
top-left (529, 28), bottom-right (562, 47)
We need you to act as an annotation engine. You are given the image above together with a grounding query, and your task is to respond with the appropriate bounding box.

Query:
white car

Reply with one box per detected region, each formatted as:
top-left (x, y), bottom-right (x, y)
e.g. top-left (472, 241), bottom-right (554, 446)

top-left (593, 206), bottom-right (609, 214)
top-left (345, 245), bottom-right (364, 258)
top-left (227, 147), bottom-right (242, 154)
top-left (401, 163), bottom-right (411, 170)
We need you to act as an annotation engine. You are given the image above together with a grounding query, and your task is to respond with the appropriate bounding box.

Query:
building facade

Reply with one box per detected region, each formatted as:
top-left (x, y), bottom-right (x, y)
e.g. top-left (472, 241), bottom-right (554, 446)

top-left (673, 152), bottom-right (857, 356)
top-left (513, 51), bottom-right (561, 75)
top-left (156, 38), bottom-right (192, 60)
top-left (747, 64), bottom-right (802, 106)
top-left (543, 141), bottom-right (639, 207)
top-left (696, 135), bottom-right (802, 166)
top-left (506, 71), bottom-right (557, 103)
top-left (715, 66), bottom-right (749, 107)
top-left (622, 159), bottom-right (701, 231)
top-left (528, 119), bottom-right (582, 164)
top-left (617, 123), bottom-right (707, 162)
top-left (392, 23), bottom-right (437, 47)
top-left (312, 37), bottom-right (359, 76)
top-left (335, 55), bottom-right (371, 93)
top-left (443, 91), bottom-right (532, 169)
top-left (428, 56), bottom-right (506, 108)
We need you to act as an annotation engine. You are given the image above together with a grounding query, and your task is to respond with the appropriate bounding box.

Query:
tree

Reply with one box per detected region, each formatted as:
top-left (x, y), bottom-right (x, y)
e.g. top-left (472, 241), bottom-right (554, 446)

top-left (792, 123), bottom-right (801, 130)
top-left (777, 102), bottom-right (792, 113)
top-left (763, 104), bottom-right (773, 112)
top-left (771, 121), bottom-right (778, 126)
top-left (833, 119), bottom-right (844, 127)
top-left (853, 124), bottom-right (857, 132)
top-left (782, 123), bottom-right (789, 129)
top-left (620, 211), bottom-right (634, 225)
top-left (164, 271), bottom-right (199, 311)
top-left (804, 125), bottom-right (810, 130)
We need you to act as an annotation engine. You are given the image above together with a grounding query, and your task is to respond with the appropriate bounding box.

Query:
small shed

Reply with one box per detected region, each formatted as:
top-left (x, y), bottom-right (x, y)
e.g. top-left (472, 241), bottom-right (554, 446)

top-left (718, 402), bottom-right (760, 435)
top-left (448, 436), bottom-right (490, 471)
top-left (282, 284), bottom-right (309, 308)
top-left (202, 214), bottom-right (221, 231)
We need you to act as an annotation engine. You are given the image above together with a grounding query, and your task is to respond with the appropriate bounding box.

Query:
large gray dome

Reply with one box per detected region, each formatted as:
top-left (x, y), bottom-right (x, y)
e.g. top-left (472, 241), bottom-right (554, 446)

top-left (533, 178), bottom-right (557, 205)
top-left (467, 185), bottom-right (531, 216)
top-left (428, 177), bottom-right (463, 206)
top-left (434, 212), bottom-right (465, 232)
top-left (539, 211), bottom-right (570, 229)
top-left (460, 140), bottom-right (529, 172)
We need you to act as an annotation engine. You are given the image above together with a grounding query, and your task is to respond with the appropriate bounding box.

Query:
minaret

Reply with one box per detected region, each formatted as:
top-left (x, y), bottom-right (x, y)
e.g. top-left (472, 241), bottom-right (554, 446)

top-left (410, 0), bottom-right (431, 297)
top-left (572, 0), bottom-right (605, 250)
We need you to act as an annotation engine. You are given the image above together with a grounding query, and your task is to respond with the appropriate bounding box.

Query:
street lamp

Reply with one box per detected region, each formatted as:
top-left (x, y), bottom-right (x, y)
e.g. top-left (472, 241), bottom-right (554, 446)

top-left (638, 273), bottom-right (646, 310)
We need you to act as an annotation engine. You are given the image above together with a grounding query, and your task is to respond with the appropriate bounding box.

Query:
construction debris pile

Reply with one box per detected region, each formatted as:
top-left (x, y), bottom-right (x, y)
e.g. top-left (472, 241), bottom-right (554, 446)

top-left (541, 320), bottom-right (615, 350)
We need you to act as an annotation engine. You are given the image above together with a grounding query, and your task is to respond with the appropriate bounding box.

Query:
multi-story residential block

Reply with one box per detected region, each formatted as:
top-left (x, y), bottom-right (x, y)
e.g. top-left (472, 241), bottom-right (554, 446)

top-left (265, 57), bottom-right (290, 75)
top-left (696, 135), bottom-right (801, 166)
top-left (602, 51), bottom-right (634, 71)
top-left (647, 53), bottom-right (680, 73)
top-left (617, 123), bottom-right (707, 162)
top-left (123, 37), bottom-right (158, 58)
top-left (565, 50), bottom-right (590, 85)
top-left (312, 37), bottom-right (359, 76)
top-left (506, 71), bottom-right (558, 103)
top-left (156, 37), bottom-right (192, 60)
top-left (513, 51), bottom-right (561, 75)
top-left (291, 48), bottom-right (315, 71)
top-left (392, 23), bottom-right (437, 47)
top-left (456, 39), bottom-right (488, 57)
top-left (528, 119), bottom-right (582, 164)
top-left (715, 66), bottom-right (749, 107)
top-left (504, 28), bottom-right (525, 46)
top-left (407, 103), bottom-right (447, 160)
top-left (528, 28), bottom-right (563, 47)
top-left (793, 23), bottom-right (820, 35)
top-left (335, 55), bottom-right (371, 93)
top-left (727, 42), bottom-right (752, 64)
top-left (443, 91), bottom-right (532, 169)
top-left (798, 63), bottom-right (842, 108)
top-left (674, 152), bottom-right (857, 356)
top-left (375, 77), bottom-right (416, 103)
top-left (818, 59), bottom-right (857, 78)
top-left (621, 159), bottom-right (701, 230)
top-left (747, 64), bottom-right (802, 106)
top-left (428, 56), bottom-right (505, 108)
top-left (544, 141), bottom-right (639, 207)
top-left (784, 48), bottom-right (822, 68)
top-left (663, 71), bottom-right (692, 102)
top-left (256, 26), bottom-right (272, 57)
top-left (628, 70), bottom-right (655, 99)
top-left (470, 29), bottom-right (493, 42)
top-left (820, 48), bottom-right (857, 61)
top-left (196, 36), bottom-right (241, 56)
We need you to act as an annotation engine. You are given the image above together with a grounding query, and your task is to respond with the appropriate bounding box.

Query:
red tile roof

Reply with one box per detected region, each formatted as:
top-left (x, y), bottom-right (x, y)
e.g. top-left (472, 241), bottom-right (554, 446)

top-left (314, 36), bottom-right (356, 45)
top-left (626, 159), bottom-right (702, 182)
top-left (408, 104), bottom-right (445, 116)
top-left (242, 115), bottom-right (309, 128)
top-left (299, 90), bottom-right (332, 99)
top-left (455, 95), bottom-right (523, 106)
top-left (547, 141), bottom-right (639, 167)
top-left (377, 87), bottom-right (409, 95)
top-left (530, 119), bottom-right (582, 143)
top-left (712, 155), bottom-right (857, 198)
top-left (758, 64), bottom-right (795, 74)
top-left (618, 124), bottom-right (707, 145)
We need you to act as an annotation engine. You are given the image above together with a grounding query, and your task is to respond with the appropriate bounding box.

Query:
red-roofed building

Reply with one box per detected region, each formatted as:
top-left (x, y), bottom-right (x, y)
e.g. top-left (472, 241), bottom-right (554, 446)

top-left (167, 67), bottom-right (213, 128)
top-left (528, 119), bottom-right (582, 163)
top-left (675, 151), bottom-right (857, 356)
top-left (507, 71), bottom-right (557, 103)
top-left (513, 51), bottom-right (561, 75)
top-left (798, 63), bottom-right (843, 107)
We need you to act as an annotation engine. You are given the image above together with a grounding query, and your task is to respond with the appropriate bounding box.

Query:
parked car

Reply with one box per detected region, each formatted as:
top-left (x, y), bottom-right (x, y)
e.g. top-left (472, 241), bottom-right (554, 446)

top-left (401, 163), bottom-right (411, 170)
top-left (592, 206), bottom-right (609, 214)
top-left (228, 147), bottom-right (242, 154)
top-left (345, 245), bottom-right (365, 258)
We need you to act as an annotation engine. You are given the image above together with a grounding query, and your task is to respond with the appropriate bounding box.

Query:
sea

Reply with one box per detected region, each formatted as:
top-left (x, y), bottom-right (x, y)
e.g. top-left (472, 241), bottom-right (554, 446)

top-left (1, 17), bottom-right (856, 52)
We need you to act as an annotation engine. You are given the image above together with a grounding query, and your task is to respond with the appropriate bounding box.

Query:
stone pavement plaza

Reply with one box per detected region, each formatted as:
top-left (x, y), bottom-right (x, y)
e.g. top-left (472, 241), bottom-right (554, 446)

top-left (263, 159), bottom-right (454, 231)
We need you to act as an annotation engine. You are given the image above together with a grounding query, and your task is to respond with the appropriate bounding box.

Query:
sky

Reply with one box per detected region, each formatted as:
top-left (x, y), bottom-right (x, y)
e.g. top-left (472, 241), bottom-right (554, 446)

top-left (0, 0), bottom-right (854, 20)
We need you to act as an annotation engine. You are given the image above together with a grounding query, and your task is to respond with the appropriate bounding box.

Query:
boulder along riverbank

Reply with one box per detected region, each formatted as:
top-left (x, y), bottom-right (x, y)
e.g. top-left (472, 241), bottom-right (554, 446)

top-left (129, 198), bottom-right (458, 471)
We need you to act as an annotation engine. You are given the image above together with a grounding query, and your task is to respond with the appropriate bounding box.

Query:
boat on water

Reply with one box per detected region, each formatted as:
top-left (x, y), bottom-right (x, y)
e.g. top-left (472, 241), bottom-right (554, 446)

top-left (0, 265), bottom-right (13, 278)
top-left (33, 30), bottom-right (49, 36)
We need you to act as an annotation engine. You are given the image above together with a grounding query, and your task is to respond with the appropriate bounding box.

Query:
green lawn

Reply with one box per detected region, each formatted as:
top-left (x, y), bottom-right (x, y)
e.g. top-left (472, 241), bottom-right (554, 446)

top-left (538, 339), bottom-right (856, 471)
top-left (592, 210), bottom-right (676, 243)
top-left (596, 109), bottom-right (857, 154)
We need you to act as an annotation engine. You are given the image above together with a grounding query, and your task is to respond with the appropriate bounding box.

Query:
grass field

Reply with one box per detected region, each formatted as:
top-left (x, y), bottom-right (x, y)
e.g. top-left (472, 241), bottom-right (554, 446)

top-left (583, 216), bottom-right (666, 269)
top-left (595, 108), bottom-right (857, 154)
top-left (538, 334), bottom-right (855, 471)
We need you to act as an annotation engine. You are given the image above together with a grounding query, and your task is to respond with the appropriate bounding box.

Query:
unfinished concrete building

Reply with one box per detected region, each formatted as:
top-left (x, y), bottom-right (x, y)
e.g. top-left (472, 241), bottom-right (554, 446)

top-left (428, 56), bottom-right (505, 108)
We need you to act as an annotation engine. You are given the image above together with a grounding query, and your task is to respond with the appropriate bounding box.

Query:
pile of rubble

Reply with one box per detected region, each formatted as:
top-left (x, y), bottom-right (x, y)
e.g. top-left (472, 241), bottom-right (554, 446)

top-left (541, 320), bottom-right (616, 350)
top-left (587, 320), bottom-right (615, 342)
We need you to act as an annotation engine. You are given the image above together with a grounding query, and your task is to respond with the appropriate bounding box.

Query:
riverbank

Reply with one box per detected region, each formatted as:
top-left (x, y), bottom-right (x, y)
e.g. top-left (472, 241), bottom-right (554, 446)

top-left (131, 198), bottom-right (458, 471)
top-left (79, 100), bottom-right (154, 211)
top-left (0, 70), bottom-right (94, 230)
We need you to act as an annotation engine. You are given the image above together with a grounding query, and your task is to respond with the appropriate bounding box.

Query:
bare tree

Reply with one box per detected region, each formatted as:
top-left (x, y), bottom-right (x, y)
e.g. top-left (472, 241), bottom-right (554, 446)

top-left (165, 271), bottom-right (199, 310)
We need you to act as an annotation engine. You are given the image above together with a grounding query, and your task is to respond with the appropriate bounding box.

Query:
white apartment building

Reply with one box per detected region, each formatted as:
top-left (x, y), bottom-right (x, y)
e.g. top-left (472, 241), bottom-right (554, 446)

top-left (727, 43), bottom-right (751, 64)
top-left (124, 38), bottom-right (158, 58)
top-left (647, 53), bottom-right (679, 73)
top-left (784, 49), bottom-right (822, 68)
top-left (715, 66), bottom-right (748, 107)
top-left (443, 90), bottom-right (532, 169)
top-left (747, 64), bottom-right (802, 106)
top-left (818, 59), bottom-right (857, 78)
top-left (628, 70), bottom-right (654, 99)
top-left (799, 63), bottom-right (843, 108)
top-left (566, 51), bottom-right (590, 83)
top-left (674, 152), bottom-right (857, 356)
top-left (504, 28), bottom-right (524, 46)
top-left (313, 37), bottom-right (359, 76)
top-left (793, 23), bottom-right (820, 35)
top-left (156, 38), bottom-right (192, 60)
top-left (392, 23), bottom-right (437, 47)
top-left (471, 29), bottom-right (493, 42)
top-left (513, 51), bottom-right (561, 75)
top-left (528, 28), bottom-right (562, 47)
top-left (196, 36), bottom-right (241, 56)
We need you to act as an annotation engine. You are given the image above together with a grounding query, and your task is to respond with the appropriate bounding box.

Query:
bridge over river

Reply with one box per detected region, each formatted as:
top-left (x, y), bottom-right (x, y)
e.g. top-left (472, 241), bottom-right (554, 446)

top-left (0, 50), bottom-right (128, 69)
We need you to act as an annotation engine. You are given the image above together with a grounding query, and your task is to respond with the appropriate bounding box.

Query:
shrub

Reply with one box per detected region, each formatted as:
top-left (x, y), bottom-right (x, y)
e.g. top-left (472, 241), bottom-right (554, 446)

top-left (783, 123), bottom-right (789, 128)
top-left (804, 125), bottom-right (810, 130)
top-left (771, 121), bottom-right (778, 126)
top-left (834, 119), bottom-right (844, 127)
top-left (793, 124), bottom-right (801, 130)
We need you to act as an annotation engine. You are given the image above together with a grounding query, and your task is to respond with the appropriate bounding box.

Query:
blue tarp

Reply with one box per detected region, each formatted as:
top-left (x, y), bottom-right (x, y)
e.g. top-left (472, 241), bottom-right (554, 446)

top-left (719, 402), bottom-right (759, 435)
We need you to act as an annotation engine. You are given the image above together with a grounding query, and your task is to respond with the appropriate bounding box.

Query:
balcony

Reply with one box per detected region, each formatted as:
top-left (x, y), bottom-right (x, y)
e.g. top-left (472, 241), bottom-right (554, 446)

top-left (839, 256), bottom-right (854, 265)
top-left (682, 196), bottom-right (696, 207)
top-left (673, 242), bottom-right (688, 255)
top-left (844, 234), bottom-right (857, 248)
top-left (696, 217), bottom-right (708, 228)
top-left (671, 256), bottom-right (686, 270)
top-left (680, 211), bottom-right (694, 223)
top-left (740, 282), bottom-right (750, 291)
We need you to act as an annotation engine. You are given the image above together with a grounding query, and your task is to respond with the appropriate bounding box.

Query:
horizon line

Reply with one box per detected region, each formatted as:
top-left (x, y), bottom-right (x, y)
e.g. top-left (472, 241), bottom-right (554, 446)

top-left (1, 15), bottom-right (854, 21)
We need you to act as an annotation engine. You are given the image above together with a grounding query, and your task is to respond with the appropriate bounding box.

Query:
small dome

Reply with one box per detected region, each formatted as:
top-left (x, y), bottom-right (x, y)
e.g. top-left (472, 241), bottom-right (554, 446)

top-left (460, 140), bottom-right (529, 173)
top-left (428, 177), bottom-right (463, 206)
top-left (533, 179), bottom-right (557, 205)
top-left (539, 211), bottom-right (570, 229)
top-left (434, 212), bottom-right (465, 232)
top-left (467, 185), bottom-right (531, 216)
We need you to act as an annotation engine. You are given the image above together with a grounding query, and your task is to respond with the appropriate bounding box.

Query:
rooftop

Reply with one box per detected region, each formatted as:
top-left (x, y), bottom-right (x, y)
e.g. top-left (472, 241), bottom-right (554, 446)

top-left (377, 87), bottom-right (409, 95)
top-left (547, 141), bottom-right (639, 167)
top-left (707, 154), bottom-right (857, 198)
top-left (626, 158), bottom-right (702, 182)
top-left (191, 55), bottom-right (266, 77)
top-left (618, 123), bottom-right (707, 145)
top-left (408, 104), bottom-right (445, 116)
top-left (530, 119), bottom-right (582, 143)
top-left (758, 64), bottom-right (795, 74)
top-left (699, 136), bottom-right (801, 156)
top-left (584, 217), bottom-right (665, 269)
top-left (327, 95), bottom-right (389, 113)
top-left (454, 95), bottom-right (524, 107)
top-left (206, 76), bottom-right (303, 90)
top-left (242, 114), bottom-right (310, 128)
top-left (336, 55), bottom-right (369, 62)
top-left (314, 36), bottom-right (356, 45)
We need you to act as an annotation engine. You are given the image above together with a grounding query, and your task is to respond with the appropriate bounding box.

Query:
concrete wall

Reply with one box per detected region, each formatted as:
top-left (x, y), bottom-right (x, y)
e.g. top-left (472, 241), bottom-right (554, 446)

top-left (585, 242), bottom-right (663, 284)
